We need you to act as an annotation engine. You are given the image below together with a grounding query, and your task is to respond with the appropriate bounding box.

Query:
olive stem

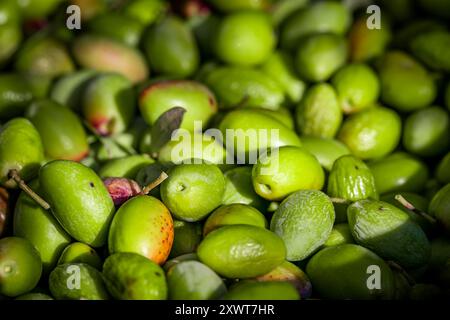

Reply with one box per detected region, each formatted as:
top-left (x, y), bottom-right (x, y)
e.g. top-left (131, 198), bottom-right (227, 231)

top-left (387, 261), bottom-right (416, 286)
top-left (142, 171), bottom-right (168, 195)
top-left (8, 170), bottom-right (50, 210)
top-left (394, 194), bottom-right (436, 224)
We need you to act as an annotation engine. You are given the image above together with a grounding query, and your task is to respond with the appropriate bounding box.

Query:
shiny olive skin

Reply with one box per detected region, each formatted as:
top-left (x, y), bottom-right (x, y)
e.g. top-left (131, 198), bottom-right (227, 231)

top-left (378, 51), bottom-right (436, 112)
top-left (1, 0), bottom-right (450, 301)
top-left (295, 33), bottom-right (348, 82)
top-left (167, 260), bottom-right (226, 300)
top-left (103, 252), bottom-right (168, 300)
top-left (222, 166), bottom-right (269, 212)
top-left (331, 63), bottom-right (380, 114)
top-left (124, 0), bottom-right (167, 25)
top-left (207, 0), bottom-right (271, 12)
top-left (0, 23), bottom-right (22, 67)
top-left (338, 106), bottom-right (401, 160)
top-left (157, 132), bottom-right (226, 169)
top-left (13, 180), bottom-right (71, 273)
top-left (410, 30), bottom-right (450, 72)
top-left (71, 0), bottom-right (106, 21)
top-left (306, 244), bottom-right (395, 299)
top-left (15, 35), bottom-right (74, 79)
top-left (108, 195), bottom-right (174, 265)
top-left (49, 262), bottom-right (109, 300)
top-left (252, 146), bottom-right (324, 201)
top-left (204, 66), bottom-right (285, 110)
top-left (0, 74), bottom-right (33, 120)
top-left (295, 83), bottom-right (342, 138)
top-left (72, 35), bottom-right (149, 84)
top-left (203, 204), bottom-right (267, 236)
top-left (0, 237), bottom-right (42, 297)
top-left (88, 12), bottom-right (144, 47)
top-left (281, 1), bottom-right (351, 50)
top-left (218, 109), bottom-right (301, 157)
top-left (0, 118), bottom-right (45, 188)
top-left (348, 15), bottom-right (391, 62)
top-left (160, 163), bottom-right (225, 222)
top-left (197, 225), bottom-right (286, 279)
top-left (214, 11), bottom-right (275, 67)
top-left (300, 136), bottom-right (350, 171)
top-left (0, 0), bottom-right (21, 25)
top-left (402, 106), bottom-right (449, 157)
top-left (57, 242), bottom-right (102, 270)
top-left (50, 70), bottom-right (97, 111)
top-left (170, 220), bottom-right (202, 258)
top-left (82, 73), bottom-right (136, 136)
top-left (26, 99), bottom-right (89, 161)
top-left (143, 16), bottom-right (199, 77)
top-left (39, 160), bottom-right (115, 247)
top-left (99, 155), bottom-right (154, 180)
top-left (369, 152), bottom-right (429, 194)
top-left (139, 80), bottom-right (217, 132)
top-left (224, 281), bottom-right (299, 300)
top-left (0, 0), bottom-right (22, 65)
top-left (260, 51), bottom-right (306, 104)
top-left (348, 199), bottom-right (431, 269)
top-left (429, 183), bottom-right (450, 235)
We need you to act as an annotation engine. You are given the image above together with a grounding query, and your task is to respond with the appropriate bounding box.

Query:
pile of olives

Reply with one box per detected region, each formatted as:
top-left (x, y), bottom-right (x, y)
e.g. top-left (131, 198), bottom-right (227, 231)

top-left (0, 0), bottom-right (449, 300)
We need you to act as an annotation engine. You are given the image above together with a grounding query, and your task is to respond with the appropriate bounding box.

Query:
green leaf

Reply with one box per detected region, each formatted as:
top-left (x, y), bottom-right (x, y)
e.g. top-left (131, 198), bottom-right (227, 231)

top-left (150, 106), bottom-right (186, 158)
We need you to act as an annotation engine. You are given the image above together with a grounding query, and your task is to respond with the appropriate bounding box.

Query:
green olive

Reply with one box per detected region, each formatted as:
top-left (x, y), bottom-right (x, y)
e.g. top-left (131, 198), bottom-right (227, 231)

top-left (331, 63), bottom-right (380, 114)
top-left (214, 11), bottom-right (275, 66)
top-left (403, 106), bottom-right (450, 157)
top-left (338, 106), bottom-right (401, 160)
top-left (295, 33), bottom-right (348, 82)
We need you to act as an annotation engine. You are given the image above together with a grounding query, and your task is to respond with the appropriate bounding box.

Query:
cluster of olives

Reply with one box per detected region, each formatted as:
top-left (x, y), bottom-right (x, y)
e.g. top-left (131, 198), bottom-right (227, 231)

top-left (0, 0), bottom-right (450, 300)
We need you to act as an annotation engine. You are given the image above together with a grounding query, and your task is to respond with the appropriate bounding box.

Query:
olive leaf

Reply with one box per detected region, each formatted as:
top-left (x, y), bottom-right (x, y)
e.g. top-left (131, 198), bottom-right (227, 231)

top-left (82, 120), bottom-right (135, 158)
top-left (100, 137), bottom-right (136, 159)
top-left (150, 106), bottom-right (186, 158)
